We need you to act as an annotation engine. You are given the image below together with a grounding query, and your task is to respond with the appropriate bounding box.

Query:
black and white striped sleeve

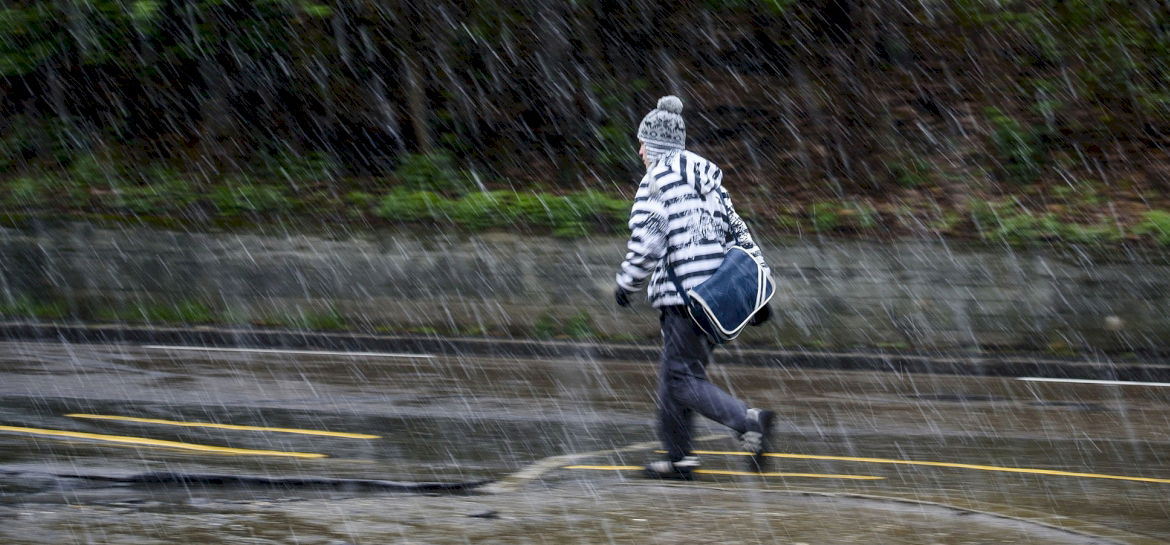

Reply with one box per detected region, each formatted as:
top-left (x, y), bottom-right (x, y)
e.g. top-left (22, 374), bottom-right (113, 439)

top-left (616, 180), bottom-right (668, 292)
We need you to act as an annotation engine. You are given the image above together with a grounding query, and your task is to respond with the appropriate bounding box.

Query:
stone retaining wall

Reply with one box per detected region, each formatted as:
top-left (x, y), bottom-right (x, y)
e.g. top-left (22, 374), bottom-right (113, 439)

top-left (2, 222), bottom-right (1168, 352)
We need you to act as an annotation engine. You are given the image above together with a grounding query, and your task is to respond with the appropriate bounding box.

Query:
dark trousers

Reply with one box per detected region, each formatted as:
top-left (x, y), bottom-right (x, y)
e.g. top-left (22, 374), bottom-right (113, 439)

top-left (658, 306), bottom-right (749, 462)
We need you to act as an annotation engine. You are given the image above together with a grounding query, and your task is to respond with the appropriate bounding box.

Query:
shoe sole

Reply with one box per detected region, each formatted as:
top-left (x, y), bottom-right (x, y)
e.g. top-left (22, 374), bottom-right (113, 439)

top-left (641, 469), bottom-right (696, 481)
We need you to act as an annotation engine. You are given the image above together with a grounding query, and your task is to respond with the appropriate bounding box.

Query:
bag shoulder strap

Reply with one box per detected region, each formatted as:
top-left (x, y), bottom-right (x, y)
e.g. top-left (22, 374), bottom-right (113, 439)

top-left (663, 186), bottom-right (734, 301)
top-left (663, 243), bottom-right (688, 301)
top-left (713, 187), bottom-right (735, 244)
top-left (658, 154), bottom-right (733, 300)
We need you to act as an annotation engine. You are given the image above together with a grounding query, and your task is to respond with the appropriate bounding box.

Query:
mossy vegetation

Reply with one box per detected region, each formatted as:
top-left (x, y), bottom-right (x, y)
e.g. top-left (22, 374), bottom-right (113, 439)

top-left (533, 310), bottom-right (599, 340)
top-left (0, 292), bottom-right (624, 343)
top-left (1134, 211), bottom-right (1170, 246)
top-left (6, 154), bottom-right (1170, 248)
top-left (0, 152), bottom-right (632, 238)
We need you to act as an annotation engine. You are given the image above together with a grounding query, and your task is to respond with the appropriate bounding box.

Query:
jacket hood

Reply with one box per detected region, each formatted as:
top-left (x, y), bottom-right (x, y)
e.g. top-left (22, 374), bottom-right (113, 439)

top-left (673, 150), bottom-right (723, 196)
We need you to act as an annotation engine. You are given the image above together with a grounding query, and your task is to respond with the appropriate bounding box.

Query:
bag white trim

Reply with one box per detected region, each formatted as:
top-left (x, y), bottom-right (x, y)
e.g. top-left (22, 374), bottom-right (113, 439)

top-left (684, 246), bottom-right (775, 341)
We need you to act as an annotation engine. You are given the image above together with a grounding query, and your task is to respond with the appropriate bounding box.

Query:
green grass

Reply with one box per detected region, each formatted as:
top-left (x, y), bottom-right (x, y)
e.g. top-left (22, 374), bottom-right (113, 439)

top-left (1134, 210), bottom-right (1170, 246)
top-left (986, 107), bottom-right (1049, 184)
top-left (0, 294), bottom-right (615, 343)
top-left (532, 310), bottom-right (598, 340)
top-left (393, 151), bottom-right (473, 194)
top-left (374, 188), bottom-right (626, 237)
top-left (211, 182), bottom-right (293, 215)
top-left (969, 199), bottom-right (1124, 245)
top-left (8, 158), bottom-right (1170, 248)
top-left (0, 160), bottom-right (632, 238)
top-left (300, 309), bottom-right (349, 331)
top-left (85, 299), bottom-right (219, 324)
top-left (887, 157), bottom-right (934, 188)
top-left (809, 202), bottom-right (842, 232)
top-left (0, 297), bottom-right (69, 320)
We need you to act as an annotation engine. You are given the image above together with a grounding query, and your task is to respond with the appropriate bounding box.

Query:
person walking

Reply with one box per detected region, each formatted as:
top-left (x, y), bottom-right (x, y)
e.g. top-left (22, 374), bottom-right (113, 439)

top-left (613, 95), bottom-right (775, 480)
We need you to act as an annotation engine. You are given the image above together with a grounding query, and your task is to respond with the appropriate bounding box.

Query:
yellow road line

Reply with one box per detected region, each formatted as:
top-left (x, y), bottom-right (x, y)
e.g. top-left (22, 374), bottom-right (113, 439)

top-left (0, 425), bottom-right (327, 458)
top-left (142, 345), bottom-right (435, 360)
top-left (563, 465), bottom-right (883, 480)
top-left (678, 450), bottom-right (1170, 485)
top-left (66, 413), bottom-right (380, 439)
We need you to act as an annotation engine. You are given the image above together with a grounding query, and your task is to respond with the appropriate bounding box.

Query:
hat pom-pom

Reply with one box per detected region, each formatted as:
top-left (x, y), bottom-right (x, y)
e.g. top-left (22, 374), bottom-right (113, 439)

top-left (657, 95), bottom-right (683, 114)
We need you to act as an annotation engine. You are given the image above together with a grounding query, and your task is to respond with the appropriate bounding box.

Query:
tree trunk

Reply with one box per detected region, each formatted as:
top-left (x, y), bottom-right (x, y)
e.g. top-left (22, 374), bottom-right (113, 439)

top-left (402, 53), bottom-right (431, 153)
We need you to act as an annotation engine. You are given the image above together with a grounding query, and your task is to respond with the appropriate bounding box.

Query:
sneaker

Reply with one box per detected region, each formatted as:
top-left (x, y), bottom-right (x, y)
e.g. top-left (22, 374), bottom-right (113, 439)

top-left (642, 456), bottom-right (700, 480)
top-left (739, 408), bottom-right (776, 471)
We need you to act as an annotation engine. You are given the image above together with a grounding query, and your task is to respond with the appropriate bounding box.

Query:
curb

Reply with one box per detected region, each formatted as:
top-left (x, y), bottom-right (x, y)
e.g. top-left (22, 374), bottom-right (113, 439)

top-left (0, 468), bottom-right (488, 494)
top-left (3, 322), bottom-right (1170, 382)
top-left (68, 471), bottom-right (490, 493)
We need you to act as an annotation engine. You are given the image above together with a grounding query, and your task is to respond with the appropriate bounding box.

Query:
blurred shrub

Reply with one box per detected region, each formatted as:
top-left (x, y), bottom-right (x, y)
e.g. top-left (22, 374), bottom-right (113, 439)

top-left (300, 3), bottom-right (333, 18)
top-left (447, 191), bottom-right (517, 230)
top-left (266, 151), bottom-right (337, 185)
top-left (376, 188), bottom-right (453, 223)
top-left (394, 151), bottom-right (472, 194)
top-left (344, 191), bottom-right (378, 218)
top-left (990, 210), bottom-right (1064, 242)
top-left (511, 193), bottom-right (559, 227)
top-left (930, 211), bottom-right (963, 235)
top-left (300, 308), bottom-right (349, 330)
top-left (1051, 182), bottom-right (1103, 211)
top-left (594, 123), bottom-right (636, 174)
top-left (971, 199), bottom-right (1122, 245)
top-left (88, 299), bottom-right (218, 325)
top-left (137, 300), bottom-right (218, 324)
top-left (0, 118), bottom-right (76, 169)
top-left (774, 213), bottom-right (801, 232)
top-left (1061, 223), bottom-right (1122, 245)
top-left (1, 176), bottom-right (52, 209)
top-left (374, 188), bottom-right (626, 237)
top-left (986, 107), bottom-right (1048, 184)
top-left (0, 164), bottom-right (628, 239)
top-left (0, 116), bottom-right (74, 168)
top-left (0, 296), bottom-right (68, 320)
top-left (345, 191), bottom-right (377, 208)
top-left (211, 181), bottom-right (292, 215)
top-left (809, 202), bottom-right (842, 232)
top-left (887, 156), bottom-right (934, 188)
top-left (566, 190), bottom-right (629, 228)
top-left (541, 194), bottom-right (589, 238)
top-left (844, 201), bottom-right (880, 230)
top-left (1134, 210), bottom-right (1170, 246)
top-left (243, 308), bottom-right (350, 331)
top-left (1, 174), bottom-right (88, 210)
top-left (551, 221), bottom-right (589, 239)
top-left (968, 199), bottom-right (1006, 230)
top-left (68, 154), bottom-right (115, 184)
top-left (563, 311), bottom-right (597, 339)
top-left (705, 0), bottom-right (794, 14)
top-left (532, 313), bottom-right (559, 339)
top-left (970, 200), bottom-right (1051, 242)
top-left (526, 194), bottom-right (592, 238)
top-left (532, 310), bottom-right (597, 340)
top-left (803, 200), bottom-right (878, 233)
top-left (108, 168), bottom-right (197, 215)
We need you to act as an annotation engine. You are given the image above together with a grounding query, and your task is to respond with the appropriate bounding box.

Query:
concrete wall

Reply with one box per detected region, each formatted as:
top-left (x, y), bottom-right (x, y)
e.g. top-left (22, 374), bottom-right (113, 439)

top-left (2, 221), bottom-right (1168, 352)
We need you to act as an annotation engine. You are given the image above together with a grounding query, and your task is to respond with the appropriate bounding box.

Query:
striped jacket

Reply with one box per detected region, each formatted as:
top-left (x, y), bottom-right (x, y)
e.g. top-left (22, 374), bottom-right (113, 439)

top-left (615, 150), bottom-right (767, 308)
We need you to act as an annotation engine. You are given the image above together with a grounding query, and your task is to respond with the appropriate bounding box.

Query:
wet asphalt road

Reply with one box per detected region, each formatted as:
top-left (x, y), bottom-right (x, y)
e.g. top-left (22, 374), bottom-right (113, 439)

top-left (1, 340), bottom-right (1169, 544)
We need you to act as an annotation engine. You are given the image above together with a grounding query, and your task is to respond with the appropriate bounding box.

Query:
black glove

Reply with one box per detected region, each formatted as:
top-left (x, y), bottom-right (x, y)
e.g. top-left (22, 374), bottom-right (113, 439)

top-left (614, 286), bottom-right (633, 307)
top-left (749, 304), bottom-right (772, 326)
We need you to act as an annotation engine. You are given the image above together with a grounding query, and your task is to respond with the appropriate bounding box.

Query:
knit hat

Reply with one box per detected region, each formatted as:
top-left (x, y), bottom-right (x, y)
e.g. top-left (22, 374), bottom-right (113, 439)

top-left (637, 96), bottom-right (686, 160)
